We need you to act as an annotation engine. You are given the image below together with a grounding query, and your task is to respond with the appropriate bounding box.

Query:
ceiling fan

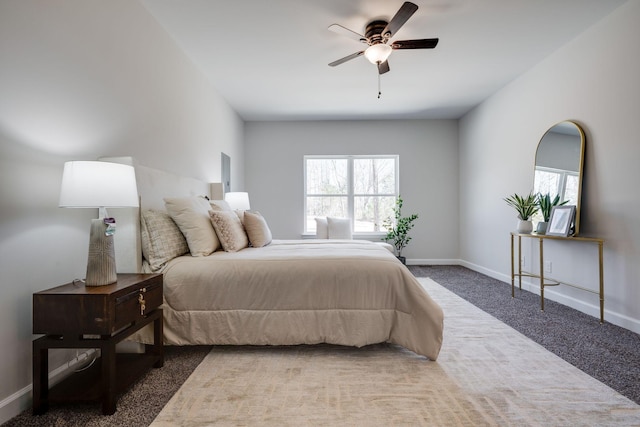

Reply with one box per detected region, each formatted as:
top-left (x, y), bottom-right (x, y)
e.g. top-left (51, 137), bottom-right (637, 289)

top-left (328, 2), bottom-right (439, 96)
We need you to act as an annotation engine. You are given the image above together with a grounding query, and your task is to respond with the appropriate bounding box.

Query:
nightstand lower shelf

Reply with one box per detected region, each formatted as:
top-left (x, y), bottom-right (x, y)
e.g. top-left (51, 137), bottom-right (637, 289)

top-left (33, 308), bottom-right (163, 415)
top-left (44, 353), bottom-right (160, 404)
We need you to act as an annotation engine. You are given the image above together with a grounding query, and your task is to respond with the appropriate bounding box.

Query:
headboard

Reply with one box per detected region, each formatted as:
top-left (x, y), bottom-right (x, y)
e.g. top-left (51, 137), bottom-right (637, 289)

top-left (103, 157), bottom-right (211, 273)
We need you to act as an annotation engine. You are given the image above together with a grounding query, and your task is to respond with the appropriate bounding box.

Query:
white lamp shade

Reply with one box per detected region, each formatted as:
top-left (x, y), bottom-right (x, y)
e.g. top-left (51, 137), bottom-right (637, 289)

top-left (59, 161), bottom-right (139, 208)
top-left (224, 192), bottom-right (250, 210)
top-left (364, 44), bottom-right (392, 64)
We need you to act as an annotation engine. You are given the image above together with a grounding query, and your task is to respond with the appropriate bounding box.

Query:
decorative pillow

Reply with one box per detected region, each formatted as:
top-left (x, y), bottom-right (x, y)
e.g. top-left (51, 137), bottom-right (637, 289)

top-left (140, 209), bottom-right (189, 271)
top-left (315, 217), bottom-right (329, 239)
top-left (164, 196), bottom-right (221, 256)
top-left (209, 210), bottom-right (249, 252)
top-left (243, 211), bottom-right (272, 247)
top-left (209, 199), bottom-right (233, 211)
top-left (327, 217), bottom-right (352, 239)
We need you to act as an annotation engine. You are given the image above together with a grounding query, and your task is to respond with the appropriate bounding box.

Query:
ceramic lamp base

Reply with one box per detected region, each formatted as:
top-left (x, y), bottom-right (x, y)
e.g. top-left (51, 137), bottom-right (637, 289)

top-left (85, 219), bottom-right (117, 286)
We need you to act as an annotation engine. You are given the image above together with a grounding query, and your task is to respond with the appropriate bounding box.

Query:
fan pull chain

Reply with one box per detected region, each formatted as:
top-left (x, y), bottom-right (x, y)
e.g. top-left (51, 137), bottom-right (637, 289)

top-left (377, 69), bottom-right (382, 99)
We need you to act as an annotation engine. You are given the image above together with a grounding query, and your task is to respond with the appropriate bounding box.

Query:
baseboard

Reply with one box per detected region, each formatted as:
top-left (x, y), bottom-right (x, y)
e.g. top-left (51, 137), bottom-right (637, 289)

top-left (0, 384), bottom-right (31, 425)
top-left (458, 260), bottom-right (640, 335)
top-left (407, 258), bottom-right (461, 266)
top-left (0, 349), bottom-right (97, 425)
top-left (457, 260), bottom-right (512, 283)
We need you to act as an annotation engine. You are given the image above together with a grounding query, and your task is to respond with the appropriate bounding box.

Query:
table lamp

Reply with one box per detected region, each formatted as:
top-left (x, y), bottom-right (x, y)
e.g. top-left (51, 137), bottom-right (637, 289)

top-left (224, 192), bottom-right (250, 211)
top-left (59, 161), bottom-right (139, 286)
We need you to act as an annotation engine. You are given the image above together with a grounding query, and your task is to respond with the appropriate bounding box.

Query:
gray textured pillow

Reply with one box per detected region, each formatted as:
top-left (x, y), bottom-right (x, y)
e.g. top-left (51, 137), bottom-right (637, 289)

top-left (209, 210), bottom-right (249, 252)
top-left (244, 211), bottom-right (272, 247)
top-left (140, 209), bottom-right (189, 271)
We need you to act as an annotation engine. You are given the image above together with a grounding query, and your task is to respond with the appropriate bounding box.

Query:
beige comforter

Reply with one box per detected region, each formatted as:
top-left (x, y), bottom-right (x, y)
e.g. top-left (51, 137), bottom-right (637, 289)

top-left (132, 240), bottom-right (444, 360)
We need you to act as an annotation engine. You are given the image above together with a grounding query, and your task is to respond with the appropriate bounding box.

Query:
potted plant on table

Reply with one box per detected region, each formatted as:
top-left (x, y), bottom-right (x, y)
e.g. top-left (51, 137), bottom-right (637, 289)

top-left (536, 193), bottom-right (568, 234)
top-left (504, 192), bottom-right (539, 234)
top-left (382, 196), bottom-right (418, 264)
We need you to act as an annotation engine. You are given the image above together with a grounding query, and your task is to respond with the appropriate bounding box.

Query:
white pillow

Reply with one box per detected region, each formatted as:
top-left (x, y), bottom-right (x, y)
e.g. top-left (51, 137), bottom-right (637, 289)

top-left (164, 196), bottom-right (221, 256)
top-left (209, 210), bottom-right (249, 252)
top-left (243, 211), bottom-right (272, 248)
top-left (327, 217), bottom-right (352, 239)
top-left (315, 217), bottom-right (328, 239)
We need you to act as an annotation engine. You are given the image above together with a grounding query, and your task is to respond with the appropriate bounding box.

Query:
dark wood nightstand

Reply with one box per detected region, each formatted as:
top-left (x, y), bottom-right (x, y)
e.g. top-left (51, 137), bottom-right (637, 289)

top-left (32, 273), bottom-right (164, 415)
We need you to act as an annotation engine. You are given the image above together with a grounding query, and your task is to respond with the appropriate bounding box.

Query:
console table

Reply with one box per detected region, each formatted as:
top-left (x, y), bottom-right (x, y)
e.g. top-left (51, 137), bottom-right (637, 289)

top-left (510, 232), bottom-right (605, 323)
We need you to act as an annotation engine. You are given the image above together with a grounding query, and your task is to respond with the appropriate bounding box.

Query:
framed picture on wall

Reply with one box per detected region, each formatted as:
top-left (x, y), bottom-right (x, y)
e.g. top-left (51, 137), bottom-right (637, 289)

top-left (547, 205), bottom-right (576, 237)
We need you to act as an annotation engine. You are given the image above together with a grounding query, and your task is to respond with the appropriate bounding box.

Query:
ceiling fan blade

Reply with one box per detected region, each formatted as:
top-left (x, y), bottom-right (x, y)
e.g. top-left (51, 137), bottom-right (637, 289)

top-left (377, 60), bottom-right (390, 74)
top-left (382, 1), bottom-right (418, 38)
top-left (328, 24), bottom-right (367, 43)
top-left (328, 51), bottom-right (365, 67)
top-left (391, 38), bottom-right (439, 50)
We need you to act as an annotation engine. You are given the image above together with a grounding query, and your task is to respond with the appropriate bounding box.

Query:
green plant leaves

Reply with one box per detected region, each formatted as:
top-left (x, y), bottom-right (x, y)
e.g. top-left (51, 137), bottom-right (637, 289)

top-left (504, 192), bottom-right (539, 220)
top-left (382, 196), bottom-right (418, 257)
top-left (537, 193), bottom-right (568, 222)
top-left (504, 192), bottom-right (569, 221)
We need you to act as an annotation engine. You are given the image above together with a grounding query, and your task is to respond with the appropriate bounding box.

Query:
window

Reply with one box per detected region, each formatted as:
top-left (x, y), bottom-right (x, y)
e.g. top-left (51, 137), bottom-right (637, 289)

top-left (533, 166), bottom-right (580, 223)
top-left (534, 166), bottom-right (579, 205)
top-left (304, 155), bottom-right (399, 234)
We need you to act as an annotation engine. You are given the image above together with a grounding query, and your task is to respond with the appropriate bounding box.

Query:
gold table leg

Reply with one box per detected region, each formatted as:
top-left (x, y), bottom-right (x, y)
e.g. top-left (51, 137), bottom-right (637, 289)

top-left (598, 241), bottom-right (605, 323)
top-left (539, 237), bottom-right (545, 311)
top-left (511, 233), bottom-right (515, 297)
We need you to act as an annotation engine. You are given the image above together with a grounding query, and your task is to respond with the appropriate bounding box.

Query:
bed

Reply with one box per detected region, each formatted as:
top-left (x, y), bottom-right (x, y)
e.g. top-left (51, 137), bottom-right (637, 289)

top-left (113, 159), bottom-right (444, 360)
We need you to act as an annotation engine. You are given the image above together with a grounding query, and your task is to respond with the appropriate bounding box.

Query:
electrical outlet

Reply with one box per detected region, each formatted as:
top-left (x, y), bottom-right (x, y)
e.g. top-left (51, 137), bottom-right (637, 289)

top-left (544, 261), bottom-right (552, 273)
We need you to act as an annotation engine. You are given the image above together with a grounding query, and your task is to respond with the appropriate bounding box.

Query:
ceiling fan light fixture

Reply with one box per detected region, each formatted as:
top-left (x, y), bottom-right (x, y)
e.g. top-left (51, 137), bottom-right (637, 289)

top-left (364, 44), bottom-right (392, 64)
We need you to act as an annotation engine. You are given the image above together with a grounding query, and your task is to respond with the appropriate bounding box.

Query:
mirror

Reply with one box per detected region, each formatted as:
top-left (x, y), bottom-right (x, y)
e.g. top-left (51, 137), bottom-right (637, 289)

top-left (533, 121), bottom-right (585, 236)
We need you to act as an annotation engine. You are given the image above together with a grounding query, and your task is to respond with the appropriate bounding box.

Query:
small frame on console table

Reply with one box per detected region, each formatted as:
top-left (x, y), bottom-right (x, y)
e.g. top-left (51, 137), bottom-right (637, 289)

top-left (32, 273), bottom-right (164, 415)
top-left (546, 205), bottom-right (576, 237)
top-left (510, 232), bottom-right (605, 323)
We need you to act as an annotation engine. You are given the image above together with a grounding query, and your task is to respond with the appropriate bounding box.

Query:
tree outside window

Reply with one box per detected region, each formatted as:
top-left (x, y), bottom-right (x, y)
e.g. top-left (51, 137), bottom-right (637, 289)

top-left (304, 155), bottom-right (399, 234)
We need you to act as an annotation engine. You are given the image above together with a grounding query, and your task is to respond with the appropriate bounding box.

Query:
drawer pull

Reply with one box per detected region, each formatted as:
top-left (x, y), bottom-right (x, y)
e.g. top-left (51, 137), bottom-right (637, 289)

top-left (138, 294), bottom-right (146, 316)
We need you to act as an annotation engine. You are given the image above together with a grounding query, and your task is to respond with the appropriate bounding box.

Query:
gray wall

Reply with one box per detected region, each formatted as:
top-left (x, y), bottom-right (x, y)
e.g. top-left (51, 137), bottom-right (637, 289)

top-left (245, 120), bottom-right (459, 262)
top-left (0, 1), bottom-right (243, 422)
top-left (1, 0), bottom-right (639, 423)
top-left (459, 1), bottom-right (640, 332)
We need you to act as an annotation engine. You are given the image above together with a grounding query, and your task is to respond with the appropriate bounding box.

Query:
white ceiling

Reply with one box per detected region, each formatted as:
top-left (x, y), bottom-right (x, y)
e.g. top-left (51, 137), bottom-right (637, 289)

top-left (141, 0), bottom-right (626, 121)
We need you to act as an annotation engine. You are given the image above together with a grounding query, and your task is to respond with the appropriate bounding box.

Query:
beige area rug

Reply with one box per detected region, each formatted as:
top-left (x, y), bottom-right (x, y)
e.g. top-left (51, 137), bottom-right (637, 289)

top-left (150, 278), bottom-right (640, 426)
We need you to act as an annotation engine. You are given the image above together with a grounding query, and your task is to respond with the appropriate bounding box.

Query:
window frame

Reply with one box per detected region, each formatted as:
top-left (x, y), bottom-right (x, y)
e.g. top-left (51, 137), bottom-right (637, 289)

top-left (303, 154), bottom-right (399, 236)
top-left (533, 165), bottom-right (580, 224)
top-left (533, 166), bottom-right (579, 203)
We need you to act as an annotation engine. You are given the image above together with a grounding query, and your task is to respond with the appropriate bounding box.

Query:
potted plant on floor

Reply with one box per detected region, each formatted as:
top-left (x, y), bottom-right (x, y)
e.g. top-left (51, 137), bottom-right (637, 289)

top-left (382, 196), bottom-right (418, 264)
top-left (504, 192), bottom-right (539, 234)
top-left (536, 193), bottom-right (568, 234)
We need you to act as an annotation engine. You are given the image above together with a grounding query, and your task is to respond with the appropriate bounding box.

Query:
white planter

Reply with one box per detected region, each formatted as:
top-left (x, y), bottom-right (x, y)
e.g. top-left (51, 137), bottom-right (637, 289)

top-left (517, 219), bottom-right (533, 234)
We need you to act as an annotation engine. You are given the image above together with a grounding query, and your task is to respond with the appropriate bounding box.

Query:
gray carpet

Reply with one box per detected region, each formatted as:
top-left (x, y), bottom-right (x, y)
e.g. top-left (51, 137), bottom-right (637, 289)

top-left (4, 266), bottom-right (639, 425)
top-left (3, 346), bottom-right (212, 427)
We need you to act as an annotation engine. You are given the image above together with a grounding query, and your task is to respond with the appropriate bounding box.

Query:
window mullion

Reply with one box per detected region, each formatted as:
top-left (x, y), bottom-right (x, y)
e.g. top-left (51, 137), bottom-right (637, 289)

top-left (347, 157), bottom-right (354, 230)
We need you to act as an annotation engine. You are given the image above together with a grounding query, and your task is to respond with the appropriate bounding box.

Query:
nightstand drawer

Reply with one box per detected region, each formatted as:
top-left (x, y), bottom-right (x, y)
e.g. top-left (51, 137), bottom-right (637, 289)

top-left (34, 273), bottom-right (163, 336)
top-left (114, 278), bottom-right (162, 329)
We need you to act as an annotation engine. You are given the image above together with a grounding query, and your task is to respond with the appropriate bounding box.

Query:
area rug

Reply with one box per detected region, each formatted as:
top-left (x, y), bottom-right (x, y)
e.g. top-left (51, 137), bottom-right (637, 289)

top-left (150, 278), bottom-right (640, 426)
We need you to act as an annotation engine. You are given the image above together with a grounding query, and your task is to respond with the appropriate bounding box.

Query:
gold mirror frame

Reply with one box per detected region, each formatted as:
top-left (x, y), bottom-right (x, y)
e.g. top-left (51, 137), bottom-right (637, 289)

top-left (533, 121), bottom-right (585, 236)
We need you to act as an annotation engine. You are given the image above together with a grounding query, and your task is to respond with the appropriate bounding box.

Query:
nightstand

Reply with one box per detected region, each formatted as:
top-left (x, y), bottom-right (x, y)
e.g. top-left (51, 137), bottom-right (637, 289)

top-left (32, 273), bottom-right (164, 415)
